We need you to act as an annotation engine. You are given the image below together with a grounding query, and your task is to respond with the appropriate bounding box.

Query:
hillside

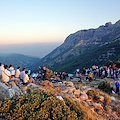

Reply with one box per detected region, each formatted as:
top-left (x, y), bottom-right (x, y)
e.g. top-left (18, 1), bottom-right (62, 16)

top-left (38, 20), bottom-right (120, 72)
top-left (52, 37), bottom-right (120, 72)
top-left (0, 53), bottom-right (40, 69)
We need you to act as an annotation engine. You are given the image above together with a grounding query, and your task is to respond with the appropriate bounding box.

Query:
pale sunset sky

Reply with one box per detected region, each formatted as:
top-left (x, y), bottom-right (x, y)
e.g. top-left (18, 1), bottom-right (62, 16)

top-left (0, 0), bottom-right (120, 57)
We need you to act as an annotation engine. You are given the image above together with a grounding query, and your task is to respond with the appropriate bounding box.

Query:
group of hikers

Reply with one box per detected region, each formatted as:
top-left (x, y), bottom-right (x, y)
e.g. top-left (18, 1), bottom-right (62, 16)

top-left (0, 63), bottom-right (46, 86)
top-left (75, 65), bottom-right (120, 93)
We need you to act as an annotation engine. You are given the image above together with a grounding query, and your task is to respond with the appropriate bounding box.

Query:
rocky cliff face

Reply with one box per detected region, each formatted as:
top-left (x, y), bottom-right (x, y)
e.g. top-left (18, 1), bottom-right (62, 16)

top-left (39, 20), bottom-right (120, 70)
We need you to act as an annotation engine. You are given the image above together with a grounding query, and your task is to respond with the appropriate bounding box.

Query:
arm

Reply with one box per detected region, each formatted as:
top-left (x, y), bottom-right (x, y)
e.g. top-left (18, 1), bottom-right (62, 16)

top-left (39, 66), bottom-right (41, 69)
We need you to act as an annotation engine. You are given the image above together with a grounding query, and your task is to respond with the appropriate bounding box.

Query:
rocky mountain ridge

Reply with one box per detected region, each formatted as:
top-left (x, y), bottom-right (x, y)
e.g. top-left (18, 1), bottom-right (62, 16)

top-left (39, 20), bottom-right (120, 71)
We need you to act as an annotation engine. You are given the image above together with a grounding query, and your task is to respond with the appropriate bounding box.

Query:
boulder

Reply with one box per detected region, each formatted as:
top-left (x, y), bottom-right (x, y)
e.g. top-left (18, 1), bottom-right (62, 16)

top-left (110, 96), bottom-right (116, 101)
top-left (60, 83), bottom-right (66, 87)
top-left (61, 87), bottom-right (76, 93)
top-left (105, 105), bottom-right (112, 114)
top-left (93, 103), bottom-right (103, 110)
top-left (84, 88), bottom-right (91, 93)
top-left (66, 81), bottom-right (74, 87)
top-left (99, 95), bottom-right (104, 102)
top-left (80, 93), bottom-right (88, 101)
top-left (74, 89), bottom-right (80, 96)
top-left (41, 80), bottom-right (53, 87)
top-left (0, 82), bottom-right (23, 99)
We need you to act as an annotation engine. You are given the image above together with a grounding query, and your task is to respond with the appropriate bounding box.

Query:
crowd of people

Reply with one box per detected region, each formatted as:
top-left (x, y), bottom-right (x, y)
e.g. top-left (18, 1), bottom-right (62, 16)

top-left (0, 62), bottom-right (119, 93)
top-left (78, 65), bottom-right (120, 93)
top-left (0, 63), bottom-right (36, 86)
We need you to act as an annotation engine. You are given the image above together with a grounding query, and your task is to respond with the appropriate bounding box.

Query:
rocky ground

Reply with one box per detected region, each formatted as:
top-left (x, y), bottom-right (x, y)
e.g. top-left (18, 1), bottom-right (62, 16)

top-left (0, 77), bottom-right (120, 120)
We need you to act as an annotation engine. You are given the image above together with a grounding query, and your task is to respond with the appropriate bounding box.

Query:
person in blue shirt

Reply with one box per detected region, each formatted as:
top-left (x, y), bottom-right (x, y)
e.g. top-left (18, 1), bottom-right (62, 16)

top-left (115, 80), bottom-right (120, 93)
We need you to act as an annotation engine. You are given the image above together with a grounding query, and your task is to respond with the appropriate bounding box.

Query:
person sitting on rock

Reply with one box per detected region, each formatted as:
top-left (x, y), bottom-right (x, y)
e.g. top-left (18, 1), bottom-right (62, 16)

top-left (20, 68), bottom-right (26, 82)
top-left (0, 63), bottom-right (4, 79)
top-left (39, 66), bottom-right (47, 80)
top-left (23, 71), bottom-right (32, 85)
top-left (9, 64), bottom-right (14, 71)
top-left (115, 80), bottom-right (120, 93)
top-left (2, 65), bottom-right (11, 83)
top-left (15, 66), bottom-right (21, 78)
top-left (23, 71), bottom-right (35, 86)
top-left (9, 64), bottom-right (15, 77)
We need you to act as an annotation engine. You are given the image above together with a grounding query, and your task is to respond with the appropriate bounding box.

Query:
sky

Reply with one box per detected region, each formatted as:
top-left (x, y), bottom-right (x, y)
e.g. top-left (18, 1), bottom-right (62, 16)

top-left (0, 0), bottom-right (120, 57)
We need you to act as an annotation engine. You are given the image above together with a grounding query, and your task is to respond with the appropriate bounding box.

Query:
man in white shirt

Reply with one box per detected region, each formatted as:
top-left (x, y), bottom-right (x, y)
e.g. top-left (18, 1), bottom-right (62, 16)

top-left (20, 68), bottom-right (26, 82)
top-left (23, 71), bottom-right (32, 85)
top-left (15, 66), bottom-right (21, 78)
top-left (2, 65), bottom-right (11, 83)
top-left (0, 63), bottom-right (4, 79)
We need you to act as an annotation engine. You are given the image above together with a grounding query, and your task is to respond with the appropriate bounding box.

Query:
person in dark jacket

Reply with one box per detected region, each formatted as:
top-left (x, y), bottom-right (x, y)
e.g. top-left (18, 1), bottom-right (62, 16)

top-left (39, 66), bottom-right (47, 80)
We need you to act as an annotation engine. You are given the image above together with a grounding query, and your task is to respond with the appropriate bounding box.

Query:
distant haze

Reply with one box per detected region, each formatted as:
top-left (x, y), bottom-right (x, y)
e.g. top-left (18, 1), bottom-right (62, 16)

top-left (0, 42), bottom-right (62, 58)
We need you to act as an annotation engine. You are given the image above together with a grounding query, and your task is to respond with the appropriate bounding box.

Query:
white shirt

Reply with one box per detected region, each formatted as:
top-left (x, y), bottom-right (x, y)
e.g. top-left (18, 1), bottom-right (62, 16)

top-left (2, 69), bottom-right (11, 83)
top-left (0, 66), bottom-right (4, 75)
top-left (20, 71), bottom-right (25, 80)
top-left (23, 74), bottom-right (29, 83)
top-left (15, 69), bottom-right (20, 78)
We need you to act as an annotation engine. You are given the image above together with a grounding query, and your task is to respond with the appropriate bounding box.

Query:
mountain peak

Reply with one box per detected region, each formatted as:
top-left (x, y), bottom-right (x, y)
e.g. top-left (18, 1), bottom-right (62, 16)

top-left (115, 19), bottom-right (120, 24)
top-left (105, 22), bottom-right (112, 27)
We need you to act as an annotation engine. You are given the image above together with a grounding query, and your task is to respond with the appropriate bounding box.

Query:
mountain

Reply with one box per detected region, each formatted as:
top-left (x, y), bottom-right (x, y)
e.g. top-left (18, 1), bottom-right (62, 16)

top-left (0, 53), bottom-right (40, 69)
top-left (38, 20), bottom-right (120, 72)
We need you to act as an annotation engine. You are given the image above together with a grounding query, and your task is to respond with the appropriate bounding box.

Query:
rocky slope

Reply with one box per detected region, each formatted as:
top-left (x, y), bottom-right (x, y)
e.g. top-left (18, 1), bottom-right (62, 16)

top-left (39, 20), bottom-right (120, 72)
top-left (0, 78), bottom-right (120, 120)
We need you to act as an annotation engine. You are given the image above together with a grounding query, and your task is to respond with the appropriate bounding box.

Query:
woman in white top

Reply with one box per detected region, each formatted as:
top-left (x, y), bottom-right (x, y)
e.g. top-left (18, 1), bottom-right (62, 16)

top-left (2, 65), bottom-right (11, 83)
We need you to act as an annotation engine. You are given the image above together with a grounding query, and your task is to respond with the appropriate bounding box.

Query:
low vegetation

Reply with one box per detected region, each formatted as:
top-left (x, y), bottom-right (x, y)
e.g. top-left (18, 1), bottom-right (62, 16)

top-left (0, 91), bottom-right (98, 120)
top-left (98, 81), bottom-right (113, 94)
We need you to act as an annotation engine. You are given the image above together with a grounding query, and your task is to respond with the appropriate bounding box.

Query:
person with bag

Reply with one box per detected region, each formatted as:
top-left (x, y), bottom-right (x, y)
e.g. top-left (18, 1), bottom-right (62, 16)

top-left (2, 65), bottom-right (11, 83)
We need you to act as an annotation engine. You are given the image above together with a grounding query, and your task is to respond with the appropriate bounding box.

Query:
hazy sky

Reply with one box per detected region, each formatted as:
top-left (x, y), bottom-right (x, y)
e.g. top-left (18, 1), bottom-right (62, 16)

top-left (0, 0), bottom-right (120, 45)
top-left (0, 0), bottom-right (120, 58)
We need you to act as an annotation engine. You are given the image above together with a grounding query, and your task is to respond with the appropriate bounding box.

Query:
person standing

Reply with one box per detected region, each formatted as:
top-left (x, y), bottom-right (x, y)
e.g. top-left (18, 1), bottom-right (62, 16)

top-left (39, 66), bottom-right (47, 80)
top-left (115, 80), bottom-right (120, 93)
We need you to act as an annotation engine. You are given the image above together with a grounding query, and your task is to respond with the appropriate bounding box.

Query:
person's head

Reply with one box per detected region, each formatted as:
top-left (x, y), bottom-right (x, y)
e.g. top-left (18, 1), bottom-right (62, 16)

top-left (4, 65), bottom-right (8, 70)
top-left (117, 80), bottom-right (119, 83)
top-left (23, 68), bottom-right (26, 71)
top-left (17, 66), bottom-right (20, 70)
top-left (9, 64), bottom-right (12, 68)
top-left (25, 71), bottom-right (28, 74)
top-left (0, 63), bottom-right (1, 66)
top-left (43, 67), bottom-right (46, 70)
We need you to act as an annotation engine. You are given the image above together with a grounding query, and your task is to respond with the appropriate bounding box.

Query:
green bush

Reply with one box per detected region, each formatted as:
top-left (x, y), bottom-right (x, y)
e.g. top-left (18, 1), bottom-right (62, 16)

top-left (46, 68), bottom-right (60, 80)
top-left (98, 81), bottom-right (112, 94)
top-left (0, 91), bottom-right (77, 120)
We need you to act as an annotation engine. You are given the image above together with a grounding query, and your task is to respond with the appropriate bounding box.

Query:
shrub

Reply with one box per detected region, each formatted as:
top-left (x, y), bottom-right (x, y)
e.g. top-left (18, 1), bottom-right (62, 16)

top-left (98, 81), bottom-right (112, 94)
top-left (86, 89), bottom-right (99, 100)
top-left (46, 68), bottom-right (60, 80)
top-left (0, 91), bottom-right (77, 120)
